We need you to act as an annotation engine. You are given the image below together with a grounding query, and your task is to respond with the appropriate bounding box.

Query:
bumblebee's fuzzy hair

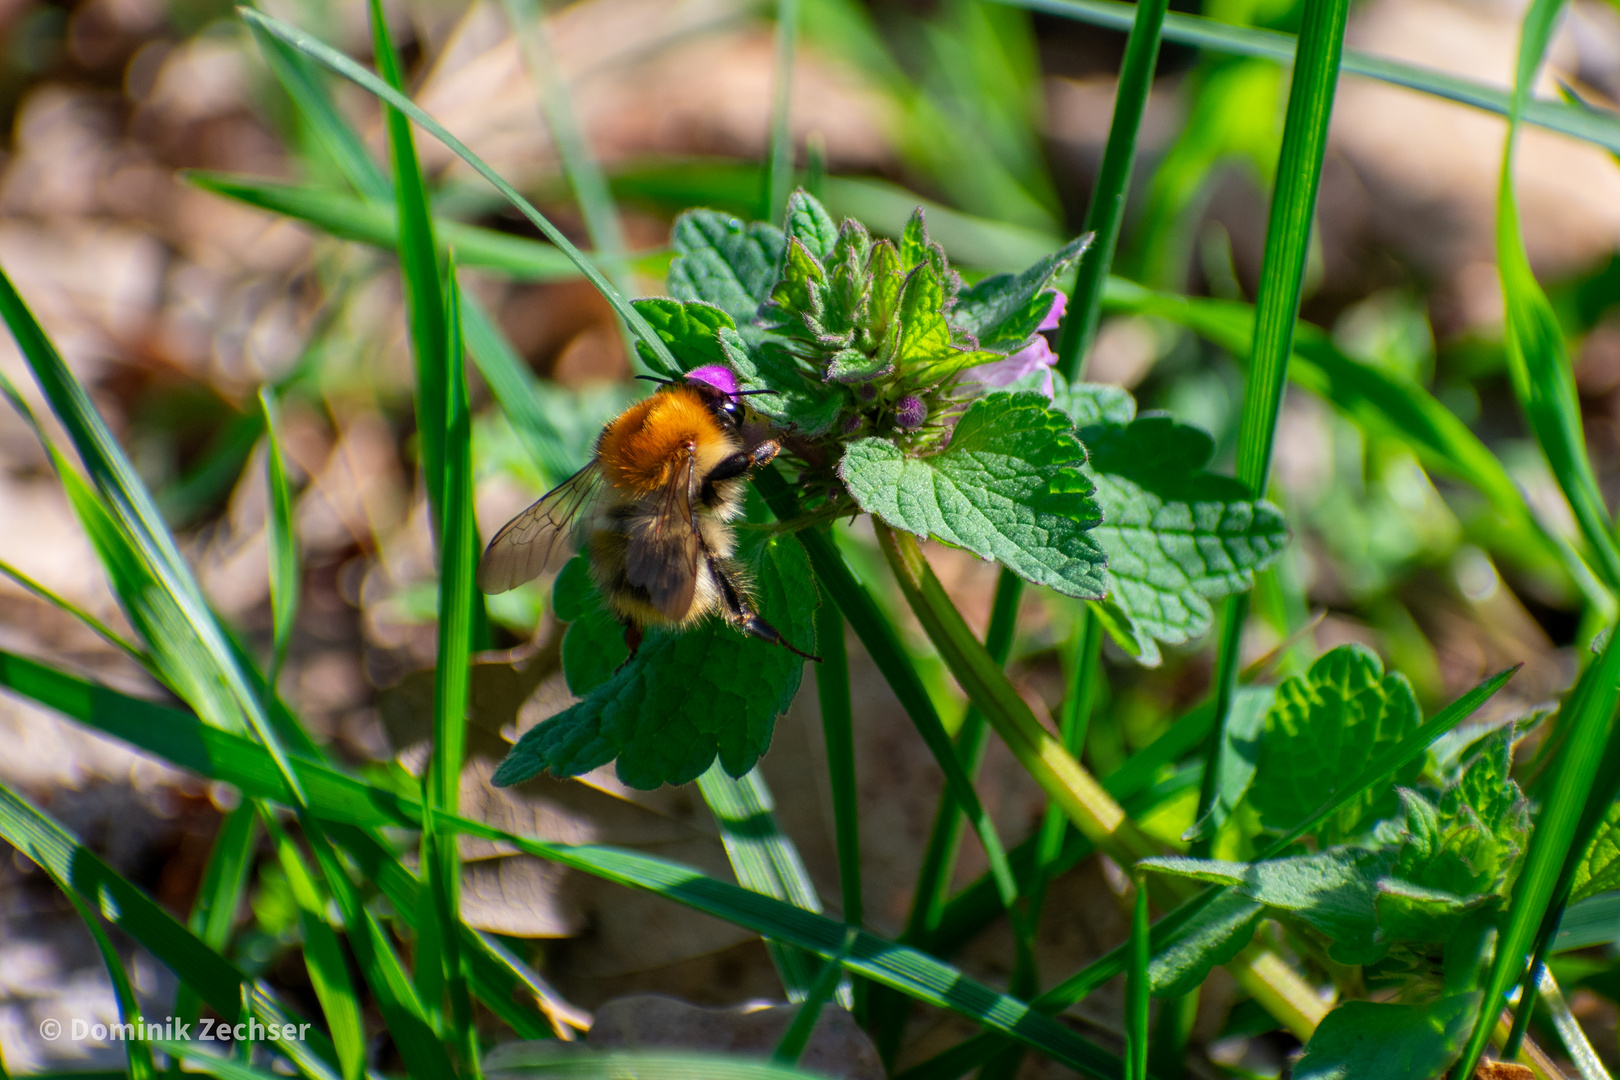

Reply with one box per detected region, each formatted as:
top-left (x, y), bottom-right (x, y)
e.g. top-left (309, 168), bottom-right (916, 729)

top-left (596, 386), bottom-right (739, 494)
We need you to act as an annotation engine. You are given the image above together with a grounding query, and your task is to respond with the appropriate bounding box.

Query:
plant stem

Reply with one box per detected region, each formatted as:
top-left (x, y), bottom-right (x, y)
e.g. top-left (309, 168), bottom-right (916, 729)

top-left (1055, 0), bottom-right (1170, 379)
top-left (813, 596), bottom-right (865, 1017)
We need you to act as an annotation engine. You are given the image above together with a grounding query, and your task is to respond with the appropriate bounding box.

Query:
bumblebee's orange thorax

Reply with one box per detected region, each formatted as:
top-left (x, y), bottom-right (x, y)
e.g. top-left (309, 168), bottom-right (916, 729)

top-left (596, 386), bottom-right (735, 494)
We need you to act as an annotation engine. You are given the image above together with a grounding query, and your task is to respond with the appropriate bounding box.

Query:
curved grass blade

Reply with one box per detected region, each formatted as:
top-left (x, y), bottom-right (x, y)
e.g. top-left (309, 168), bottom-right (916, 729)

top-left (813, 598), bottom-right (861, 931)
top-left (0, 651), bottom-right (1125, 1080)
top-left (63, 889), bottom-right (155, 1080)
top-left (485, 1047), bottom-right (835, 1079)
top-left (184, 173), bottom-right (584, 282)
top-left (260, 388), bottom-right (299, 685)
top-left (772, 927), bottom-right (858, 1065)
top-left (990, 0), bottom-right (1620, 157)
top-left (1054, 0), bottom-right (1168, 378)
top-left (0, 783), bottom-right (347, 1080)
top-left (0, 556), bottom-right (148, 669)
top-left (1125, 879), bottom-right (1150, 1080)
top-left (498, 0), bottom-right (630, 289)
top-left (241, 7), bottom-right (390, 201)
top-left (238, 5), bottom-right (681, 376)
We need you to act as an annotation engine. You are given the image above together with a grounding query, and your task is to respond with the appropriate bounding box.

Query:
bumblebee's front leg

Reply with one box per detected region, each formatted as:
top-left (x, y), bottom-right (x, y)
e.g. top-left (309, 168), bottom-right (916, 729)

top-left (704, 440), bottom-right (781, 484)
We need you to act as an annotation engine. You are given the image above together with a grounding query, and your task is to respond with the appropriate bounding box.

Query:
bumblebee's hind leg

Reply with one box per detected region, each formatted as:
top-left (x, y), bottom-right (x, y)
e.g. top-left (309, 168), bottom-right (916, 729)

top-left (619, 620), bottom-right (643, 666)
top-left (707, 553), bottom-right (820, 662)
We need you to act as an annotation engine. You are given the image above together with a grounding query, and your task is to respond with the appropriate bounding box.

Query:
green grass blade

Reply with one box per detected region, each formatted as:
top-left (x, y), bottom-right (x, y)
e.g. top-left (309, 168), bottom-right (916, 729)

top-left (174, 803), bottom-right (258, 1033)
top-left (1196, 0), bottom-right (1350, 851)
top-left (0, 556), bottom-right (148, 668)
top-left (258, 811), bottom-right (366, 1080)
top-left (1125, 878), bottom-right (1149, 1080)
top-left (238, 6), bottom-right (681, 376)
top-left (1491, 8), bottom-right (1620, 592)
top-left (152, 1042), bottom-right (285, 1080)
top-left (0, 649), bottom-right (1124, 1079)
top-left (460, 292), bottom-right (586, 484)
top-left (765, 0), bottom-right (800, 220)
top-left (420, 261), bottom-right (478, 1065)
top-left (1054, 0), bottom-right (1168, 378)
top-left (697, 766), bottom-right (829, 1003)
top-left (184, 173), bottom-right (584, 282)
top-left (367, 0), bottom-right (449, 524)
top-left (1455, 635), bottom-right (1618, 1076)
top-left (990, 0), bottom-right (1620, 157)
top-left (0, 782), bottom-right (346, 1080)
top-left (498, 0), bottom-right (630, 289)
top-left (260, 388), bottom-right (299, 685)
top-left (63, 889), bottom-right (155, 1080)
top-left (0, 261), bottom-right (310, 804)
top-left (772, 927), bottom-right (857, 1065)
top-left (471, 929), bottom-right (592, 1038)
top-left (242, 13), bottom-right (390, 201)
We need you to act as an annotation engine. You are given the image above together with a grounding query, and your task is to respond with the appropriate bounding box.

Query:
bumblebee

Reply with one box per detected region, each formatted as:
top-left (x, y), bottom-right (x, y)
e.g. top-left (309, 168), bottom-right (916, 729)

top-left (477, 366), bottom-right (817, 660)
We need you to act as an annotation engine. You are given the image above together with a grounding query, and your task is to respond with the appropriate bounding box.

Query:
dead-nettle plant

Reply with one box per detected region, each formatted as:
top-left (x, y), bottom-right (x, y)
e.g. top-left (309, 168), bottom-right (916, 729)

top-left (491, 189), bottom-right (1292, 791)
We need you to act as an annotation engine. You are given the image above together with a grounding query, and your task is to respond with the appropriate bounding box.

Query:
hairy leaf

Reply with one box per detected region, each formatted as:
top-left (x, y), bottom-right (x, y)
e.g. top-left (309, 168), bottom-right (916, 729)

top-left (1292, 994), bottom-right (1479, 1080)
top-left (782, 190), bottom-right (839, 263)
top-left (667, 210), bottom-right (784, 323)
top-left (1051, 375), bottom-right (1135, 428)
top-left (838, 392), bottom-right (1107, 599)
top-left (951, 234), bottom-right (1091, 355)
top-left (631, 298), bottom-right (734, 372)
top-left (1245, 645), bottom-right (1422, 845)
top-left (1079, 414), bottom-right (1289, 661)
top-left (718, 329), bottom-right (845, 436)
top-left (1147, 888), bottom-right (1264, 998)
top-left (1574, 800), bottom-right (1620, 901)
top-left (495, 534), bottom-right (817, 789)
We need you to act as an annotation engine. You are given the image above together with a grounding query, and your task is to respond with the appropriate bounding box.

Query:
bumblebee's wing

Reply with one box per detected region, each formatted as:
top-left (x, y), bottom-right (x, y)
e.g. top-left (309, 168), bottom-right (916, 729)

top-left (476, 463), bottom-right (603, 594)
top-left (623, 449), bottom-right (703, 621)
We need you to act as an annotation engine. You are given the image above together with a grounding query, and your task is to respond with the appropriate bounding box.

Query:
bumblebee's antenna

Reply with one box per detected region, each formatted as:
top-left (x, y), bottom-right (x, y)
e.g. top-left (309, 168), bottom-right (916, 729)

top-left (734, 388), bottom-right (776, 397)
top-left (636, 375), bottom-right (674, 386)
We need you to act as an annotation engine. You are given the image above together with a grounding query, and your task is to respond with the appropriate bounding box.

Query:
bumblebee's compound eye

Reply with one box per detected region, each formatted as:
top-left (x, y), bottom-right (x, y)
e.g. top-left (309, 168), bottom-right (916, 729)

top-left (684, 363), bottom-right (745, 425)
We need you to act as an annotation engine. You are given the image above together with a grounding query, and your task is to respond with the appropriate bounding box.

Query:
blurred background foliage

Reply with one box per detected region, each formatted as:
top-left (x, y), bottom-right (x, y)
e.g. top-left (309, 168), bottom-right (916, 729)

top-left (2, 0), bottom-right (1620, 1075)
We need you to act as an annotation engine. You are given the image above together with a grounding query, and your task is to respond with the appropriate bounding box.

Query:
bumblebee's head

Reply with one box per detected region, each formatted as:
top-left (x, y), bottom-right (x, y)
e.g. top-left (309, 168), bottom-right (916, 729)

top-left (671, 365), bottom-right (747, 428)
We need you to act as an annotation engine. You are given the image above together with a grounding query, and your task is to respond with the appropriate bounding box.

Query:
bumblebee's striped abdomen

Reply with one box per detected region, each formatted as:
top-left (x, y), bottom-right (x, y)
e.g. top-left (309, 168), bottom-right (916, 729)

top-left (596, 386), bottom-right (737, 494)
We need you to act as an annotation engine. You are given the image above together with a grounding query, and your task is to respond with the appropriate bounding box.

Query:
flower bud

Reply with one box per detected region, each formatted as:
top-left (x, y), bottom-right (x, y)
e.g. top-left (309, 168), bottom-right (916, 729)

top-left (895, 395), bottom-right (927, 430)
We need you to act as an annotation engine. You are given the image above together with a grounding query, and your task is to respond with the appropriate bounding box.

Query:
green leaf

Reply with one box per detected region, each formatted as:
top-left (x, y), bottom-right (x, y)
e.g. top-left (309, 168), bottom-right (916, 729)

top-left (555, 556), bottom-right (628, 695)
top-left (766, 239), bottom-right (828, 329)
top-left (1146, 888), bottom-right (1264, 999)
top-left (718, 328), bottom-right (845, 436)
top-left (1245, 645), bottom-right (1422, 845)
top-left (1403, 728), bottom-right (1528, 901)
top-left (897, 207), bottom-right (959, 307)
top-left (1573, 800), bottom-right (1620, 902)
top-left (1292, 993), bottom-right (1479, 1080)
top-left (497, 534), bottom-right (818, 788)
top-left (1080, 414), bottom-right (1289, 658)
top-left (631, 298), bottom-right (735, 372)
top-left (1050, 374), bottom-right (1135, 428)
top-left (952, 234), bottom-right (1090, 354)
top-left (840, 392), bottom-right (1105, 598)
top-left (782, 189), bottom-right (839, 262)
top-left (1184, 685), bottom-right (1274, 842)
top-left (1142, 844), bottom-right (1486, 966)
top-left (668, 209), bottom-right (785, 323)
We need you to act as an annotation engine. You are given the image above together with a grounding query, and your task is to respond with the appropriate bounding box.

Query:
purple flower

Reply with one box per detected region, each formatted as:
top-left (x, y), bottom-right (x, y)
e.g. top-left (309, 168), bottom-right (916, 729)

top-left (957, 290), bottom-right (1065, 399)
top-left (685, 364), bottom-right (740, 397)
top-left (1039, 290), bottom-right (1066, 332)
top-left (894, 395), bottom-right (927, 429)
